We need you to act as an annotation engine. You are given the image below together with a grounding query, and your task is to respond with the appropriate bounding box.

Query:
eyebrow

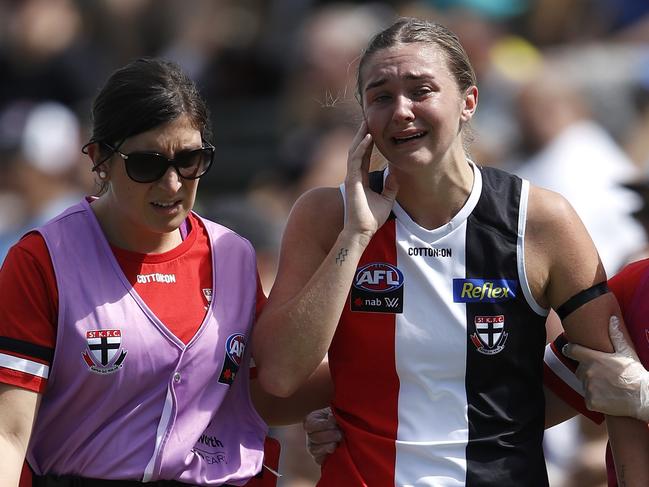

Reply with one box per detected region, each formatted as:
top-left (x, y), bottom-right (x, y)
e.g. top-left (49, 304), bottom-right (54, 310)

top-left (364, 73), bottom-right (435, 92)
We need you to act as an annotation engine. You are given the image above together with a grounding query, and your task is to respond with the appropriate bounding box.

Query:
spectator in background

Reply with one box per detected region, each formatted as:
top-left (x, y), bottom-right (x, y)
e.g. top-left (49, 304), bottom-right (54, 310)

top-left (510, 64), bottom-right (646, 276)
top-left (0, 101), bottom-right (88, 262)
top-left (277, 3), bottom-right (392, 197)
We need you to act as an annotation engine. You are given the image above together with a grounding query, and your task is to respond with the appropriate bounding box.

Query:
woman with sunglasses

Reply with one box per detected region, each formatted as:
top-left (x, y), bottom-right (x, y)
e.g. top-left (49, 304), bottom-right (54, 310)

top-left (251, 18), bottom-right (649, 486)
top-left (0, 58), bottom-right (303, 486)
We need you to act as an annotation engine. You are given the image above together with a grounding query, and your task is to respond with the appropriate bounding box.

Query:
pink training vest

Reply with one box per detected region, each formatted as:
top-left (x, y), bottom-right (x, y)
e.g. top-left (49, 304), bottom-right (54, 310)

top-left (27, 199), bottom-right (266, 485)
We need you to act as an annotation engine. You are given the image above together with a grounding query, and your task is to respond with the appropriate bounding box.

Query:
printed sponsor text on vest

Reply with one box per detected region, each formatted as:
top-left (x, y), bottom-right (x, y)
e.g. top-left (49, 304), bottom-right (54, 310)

top-left (136, 273), bottom-right (177, 284)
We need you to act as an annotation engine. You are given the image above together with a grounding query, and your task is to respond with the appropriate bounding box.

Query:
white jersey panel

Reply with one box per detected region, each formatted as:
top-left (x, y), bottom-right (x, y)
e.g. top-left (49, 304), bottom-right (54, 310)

top-left (394, 224), bottom-right (469, 486)
top-left (392, 163), bottom-right (482, 486)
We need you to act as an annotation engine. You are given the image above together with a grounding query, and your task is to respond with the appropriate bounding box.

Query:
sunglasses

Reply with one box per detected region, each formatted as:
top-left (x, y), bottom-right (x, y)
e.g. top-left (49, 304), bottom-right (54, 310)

top-left (97, 142), bottom-right (215, 183)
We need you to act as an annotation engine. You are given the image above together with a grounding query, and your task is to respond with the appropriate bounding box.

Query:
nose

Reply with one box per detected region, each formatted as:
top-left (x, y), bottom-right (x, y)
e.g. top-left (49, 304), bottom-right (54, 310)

top-left (156, 165), bottom-right (183, 192)
top-left (392, 95), bottom-right (415, 123)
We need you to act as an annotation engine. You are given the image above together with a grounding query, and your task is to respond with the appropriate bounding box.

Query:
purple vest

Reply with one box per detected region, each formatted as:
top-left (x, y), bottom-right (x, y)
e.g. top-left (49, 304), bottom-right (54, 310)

top-left (28, 199), bottom-right (266, 485)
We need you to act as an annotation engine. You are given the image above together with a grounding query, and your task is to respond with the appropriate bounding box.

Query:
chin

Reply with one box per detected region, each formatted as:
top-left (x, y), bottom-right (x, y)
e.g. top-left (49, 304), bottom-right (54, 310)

top-left (388, 150), bottom-right (435, 169)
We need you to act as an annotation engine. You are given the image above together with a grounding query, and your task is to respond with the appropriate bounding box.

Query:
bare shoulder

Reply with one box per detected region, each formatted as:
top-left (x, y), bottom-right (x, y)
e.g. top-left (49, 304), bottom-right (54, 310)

top-left (526, 185), bottom-right (578, 236)
top-left (267, 186), bottom-right (345, 303)
top-left (285, 186), bottom-right (344, 253)
top-left (524, 185), bottom-right (603, 307)
top-left (526, 184), bottom-right (599, 270)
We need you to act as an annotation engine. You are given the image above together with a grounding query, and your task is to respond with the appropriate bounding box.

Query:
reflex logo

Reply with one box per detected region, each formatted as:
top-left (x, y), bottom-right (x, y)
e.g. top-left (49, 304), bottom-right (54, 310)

top-left (353, 263), bottom-right (404, 292)
top-left (452, 279), bottom-right (517, 303)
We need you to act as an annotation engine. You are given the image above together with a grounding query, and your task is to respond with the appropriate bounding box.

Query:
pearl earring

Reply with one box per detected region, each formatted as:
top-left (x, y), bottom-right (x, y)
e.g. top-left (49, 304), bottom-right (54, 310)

top-left (98, 171), bottom-right (107, 179)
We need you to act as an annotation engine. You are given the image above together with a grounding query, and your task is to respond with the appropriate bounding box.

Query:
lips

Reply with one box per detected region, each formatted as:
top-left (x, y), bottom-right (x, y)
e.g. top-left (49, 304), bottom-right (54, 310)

top-left (392, 130), bottom-right (428, 145)
top-left (151, 200), bottom-right (182, 209)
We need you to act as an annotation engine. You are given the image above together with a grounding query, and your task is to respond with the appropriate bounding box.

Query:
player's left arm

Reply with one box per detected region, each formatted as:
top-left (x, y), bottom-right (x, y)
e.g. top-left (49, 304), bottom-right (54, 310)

top-left (527, 186), bottom-right (649, 485)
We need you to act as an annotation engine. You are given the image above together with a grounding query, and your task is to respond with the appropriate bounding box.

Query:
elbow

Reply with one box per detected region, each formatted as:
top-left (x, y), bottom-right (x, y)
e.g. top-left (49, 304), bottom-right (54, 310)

top-left (255, 366), bottom-right (300, 398)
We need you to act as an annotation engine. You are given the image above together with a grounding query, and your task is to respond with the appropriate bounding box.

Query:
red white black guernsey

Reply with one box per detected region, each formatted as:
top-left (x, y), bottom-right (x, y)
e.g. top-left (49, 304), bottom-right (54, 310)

top-left (321, 163), bottom-right (549, 487)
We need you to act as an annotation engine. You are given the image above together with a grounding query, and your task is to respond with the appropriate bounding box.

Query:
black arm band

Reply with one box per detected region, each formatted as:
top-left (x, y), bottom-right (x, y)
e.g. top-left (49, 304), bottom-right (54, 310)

top-left (556, 281), bottom-right (610, 321)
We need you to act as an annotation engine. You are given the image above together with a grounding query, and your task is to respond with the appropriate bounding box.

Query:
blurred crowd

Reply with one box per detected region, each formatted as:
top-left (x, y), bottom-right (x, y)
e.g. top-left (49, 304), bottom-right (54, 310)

top-left (1, 0), bottom-right (649, 485)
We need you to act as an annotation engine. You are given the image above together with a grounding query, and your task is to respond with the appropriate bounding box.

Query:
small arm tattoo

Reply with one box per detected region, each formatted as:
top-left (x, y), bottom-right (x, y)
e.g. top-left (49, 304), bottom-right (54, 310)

top-left (335, 248), bottom-right (348, 266)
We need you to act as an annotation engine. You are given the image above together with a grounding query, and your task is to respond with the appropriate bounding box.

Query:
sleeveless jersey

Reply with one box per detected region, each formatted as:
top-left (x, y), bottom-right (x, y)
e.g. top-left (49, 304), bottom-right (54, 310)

top-left (27, 199), bottom-right (266, 485)
top-left (321, 164), bottom-right (549, 487)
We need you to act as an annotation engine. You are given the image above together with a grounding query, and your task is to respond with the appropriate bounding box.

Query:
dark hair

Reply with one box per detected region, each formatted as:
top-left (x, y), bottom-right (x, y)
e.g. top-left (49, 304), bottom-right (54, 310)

top-left (88, 58), bottom-right (211, 161)
top-left (356, 18), bottom-right (477, 102)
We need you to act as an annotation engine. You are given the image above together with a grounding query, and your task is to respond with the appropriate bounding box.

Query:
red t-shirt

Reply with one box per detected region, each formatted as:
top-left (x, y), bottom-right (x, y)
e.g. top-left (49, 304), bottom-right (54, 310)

top-left (0, 212), bottom-right (266, 393)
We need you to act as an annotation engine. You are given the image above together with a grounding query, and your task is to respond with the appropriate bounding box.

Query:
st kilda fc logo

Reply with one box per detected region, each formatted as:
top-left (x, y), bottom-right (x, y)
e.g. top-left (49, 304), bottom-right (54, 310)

top-left (471, 315), bottom-right (508, 355)
top-left (218, 333), bottom-right (246, 385)
top-left (350, 262), bottom-right (404, 313)
top-left (82, 329), bottom-right (128, 374)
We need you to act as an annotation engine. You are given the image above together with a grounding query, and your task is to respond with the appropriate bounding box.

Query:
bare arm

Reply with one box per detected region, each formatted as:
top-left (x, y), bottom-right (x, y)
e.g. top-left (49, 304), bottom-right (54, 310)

top-left (527, 186), bottom-right (649, 485)
top-left (565, 317), bottom-right (649, 485)
top-left (0, 384), bottom-right (40, 486)
top-left (250, 360), bottom-right (333, 426)
top-left (526, 187), bottom-right (617, 352)
top-left (253, 125), bottom-right (399, 396)
top-left (544, 386), bottom-right (578, 428)
top-left (607, 416), bottom-right (649, 487)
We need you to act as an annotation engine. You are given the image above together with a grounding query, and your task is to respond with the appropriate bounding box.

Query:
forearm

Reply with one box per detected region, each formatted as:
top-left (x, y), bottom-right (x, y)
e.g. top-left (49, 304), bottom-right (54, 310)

top-left (607, 415), bottom-right (649, 486)
top-left (0, 385), bottom-right (40, 486)
top-left (254, 229), bottom-right (368, 396)
top-left (251, 361), bottom-right (334, 426)
top-left (0, 435), bottom-right (25, 487)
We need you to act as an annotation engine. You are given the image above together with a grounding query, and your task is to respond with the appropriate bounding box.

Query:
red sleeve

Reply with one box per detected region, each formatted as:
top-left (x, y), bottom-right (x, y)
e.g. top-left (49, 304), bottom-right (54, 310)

top-left (543, 333), bottom-right (605, 424)
top-left (0, 232), bottom-right (58, 392)
top-left (609, 259), bottom-right (649, 326)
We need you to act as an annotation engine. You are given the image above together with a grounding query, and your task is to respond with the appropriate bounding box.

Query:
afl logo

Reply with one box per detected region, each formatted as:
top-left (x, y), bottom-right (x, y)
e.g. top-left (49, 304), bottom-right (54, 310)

top-left (225, 334), bottom-right (246, 366)
top-left (353, 262), bottom-right (404, 293)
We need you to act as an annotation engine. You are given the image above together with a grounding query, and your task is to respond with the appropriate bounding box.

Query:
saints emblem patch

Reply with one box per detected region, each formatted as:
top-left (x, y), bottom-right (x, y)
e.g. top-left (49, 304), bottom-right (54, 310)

top-left (203, 288), bottom-right (213, 310)
top-left (82, 329), bottom-right (127, 374)
top-left (471, 315), bottom-right (508, 355)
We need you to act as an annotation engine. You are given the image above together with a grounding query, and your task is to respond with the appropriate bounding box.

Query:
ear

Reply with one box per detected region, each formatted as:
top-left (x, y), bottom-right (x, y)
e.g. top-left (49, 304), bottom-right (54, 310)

top-left (460, 85), bottom-right (478, 123)
top-left (86, 143), bottom-right (109, 178)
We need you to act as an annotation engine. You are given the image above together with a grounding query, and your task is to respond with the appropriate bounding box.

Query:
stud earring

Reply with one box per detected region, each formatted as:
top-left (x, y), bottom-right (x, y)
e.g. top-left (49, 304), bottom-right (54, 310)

top-left (98, 171), bottom-right (107, 179)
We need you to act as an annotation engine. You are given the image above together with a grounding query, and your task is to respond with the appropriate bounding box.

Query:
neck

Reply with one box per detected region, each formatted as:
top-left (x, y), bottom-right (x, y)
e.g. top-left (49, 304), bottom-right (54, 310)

top-left (90, 197), bottom-right (183, 254)
top-left (391, 156), bottom-right (474, 230)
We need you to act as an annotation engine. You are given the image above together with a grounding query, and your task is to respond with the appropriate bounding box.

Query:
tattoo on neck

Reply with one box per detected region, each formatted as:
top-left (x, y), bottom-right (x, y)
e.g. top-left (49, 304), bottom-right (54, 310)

top-left (335, 248), bottom-right (348, 266)
top-left (619, 465), bottom-right (627, 486)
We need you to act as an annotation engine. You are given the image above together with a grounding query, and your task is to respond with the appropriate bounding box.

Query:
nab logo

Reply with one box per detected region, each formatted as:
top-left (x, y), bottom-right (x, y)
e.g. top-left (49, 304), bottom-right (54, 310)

top-left (453, 278), bottom-right (517, 303)
top-left (225, 334), bottom-right (245, 366)
top-left (353, 263), bottom-right (404, 293)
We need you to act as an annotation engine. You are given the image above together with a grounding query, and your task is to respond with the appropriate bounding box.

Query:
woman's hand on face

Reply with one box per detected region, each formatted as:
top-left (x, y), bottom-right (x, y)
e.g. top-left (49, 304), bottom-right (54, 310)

top-left (344, 122), bottom-right (399, 244)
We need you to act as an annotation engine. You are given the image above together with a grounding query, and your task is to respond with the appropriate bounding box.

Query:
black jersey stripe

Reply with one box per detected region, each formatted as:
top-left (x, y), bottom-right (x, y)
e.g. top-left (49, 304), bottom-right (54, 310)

top-left (464, 167), bottom-right (548, 486)
top-left (0, 336), bottom-right (54, 362)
